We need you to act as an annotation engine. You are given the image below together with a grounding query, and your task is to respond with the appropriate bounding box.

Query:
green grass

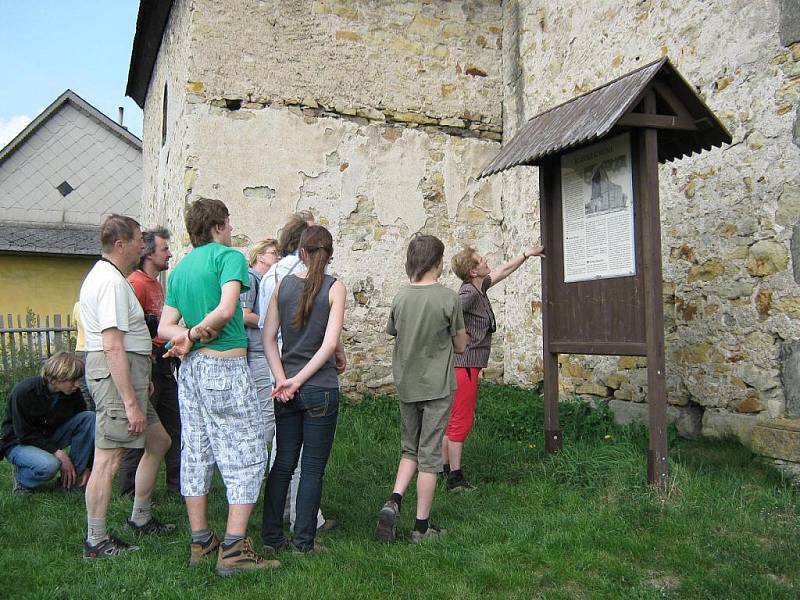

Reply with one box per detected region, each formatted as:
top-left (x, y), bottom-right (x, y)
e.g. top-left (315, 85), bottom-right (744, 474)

top-left (0, 383), bottom-right (798, 599)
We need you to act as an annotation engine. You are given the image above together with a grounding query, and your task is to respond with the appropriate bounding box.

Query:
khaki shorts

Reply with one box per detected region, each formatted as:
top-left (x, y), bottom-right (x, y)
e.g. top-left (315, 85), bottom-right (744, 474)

top-left (399, 393), bottom-right (454, 473)
top-left (86, 351), bottom-right (158, 449)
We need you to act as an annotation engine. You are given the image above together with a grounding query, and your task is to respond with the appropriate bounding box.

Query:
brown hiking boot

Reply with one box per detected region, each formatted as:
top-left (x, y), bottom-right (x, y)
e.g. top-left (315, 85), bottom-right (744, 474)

top-left (215, 537), bottom-right (281, 576)
top-left (189, 534), bottom-right (221, 567)
top-left (375, 500), bottom-right (399, 543)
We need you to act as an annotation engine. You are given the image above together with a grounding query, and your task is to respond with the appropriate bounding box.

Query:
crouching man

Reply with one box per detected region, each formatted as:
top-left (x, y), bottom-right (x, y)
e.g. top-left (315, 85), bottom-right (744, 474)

top-left (1, 352), bottom-right (94, 494)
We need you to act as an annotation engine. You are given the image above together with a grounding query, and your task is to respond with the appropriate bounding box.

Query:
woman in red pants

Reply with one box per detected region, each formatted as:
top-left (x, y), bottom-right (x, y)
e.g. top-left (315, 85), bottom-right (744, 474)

top-left (443, 243), bottom-right (544, 491)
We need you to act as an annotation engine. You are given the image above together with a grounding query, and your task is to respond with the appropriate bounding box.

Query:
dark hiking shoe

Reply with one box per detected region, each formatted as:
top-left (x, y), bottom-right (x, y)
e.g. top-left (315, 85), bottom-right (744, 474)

top-left (215, 537), bottom-right (281, 576)
top-left (291, 539), bottom-right (327, 554)
top-left (447, 472), bottom-right (477, 493)
top-left (410, 524), bottom-right (447, 544)
top-left (375, 500), bottom-right (400, 543)
top-left (317, 519), bottom-right (338, 534)
top-left (261, 539), bottom-right (291, 554)
top-left (56, 480), bottom-right (86, 495)
top-left (11, 468), bottom-right (32, 495)
top-left (189, 534), bottom-right (221, 567)
top-left (83, 536), bottom-right (139, 559)
top-left (127, 516), bottom-right (176, 535)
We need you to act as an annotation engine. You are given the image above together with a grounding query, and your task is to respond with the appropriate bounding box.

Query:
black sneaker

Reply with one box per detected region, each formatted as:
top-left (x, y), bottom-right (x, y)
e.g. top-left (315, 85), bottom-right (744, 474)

top-left (291, 539), bottom-right (327, 554)
top-left (447, 472), bottom-right (477, 493)
top-left (127, 516), bottom-right (176, 535)
top-left (375, 500), bottom-right (400, 543)
top-left (261, 539), bottom-right (291, 554)
top-left (83, 536), bottom-right (139, 559)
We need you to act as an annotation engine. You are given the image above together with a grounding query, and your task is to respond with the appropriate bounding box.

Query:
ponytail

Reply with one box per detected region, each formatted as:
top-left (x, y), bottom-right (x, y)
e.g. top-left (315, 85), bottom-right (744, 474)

top-left (293, 225), bottom-right (334, 329)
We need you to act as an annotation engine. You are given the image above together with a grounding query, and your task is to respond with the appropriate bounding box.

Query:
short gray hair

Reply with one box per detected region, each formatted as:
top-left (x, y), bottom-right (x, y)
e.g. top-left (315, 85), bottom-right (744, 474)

top-left (139, 227), bottom-right (171, 268)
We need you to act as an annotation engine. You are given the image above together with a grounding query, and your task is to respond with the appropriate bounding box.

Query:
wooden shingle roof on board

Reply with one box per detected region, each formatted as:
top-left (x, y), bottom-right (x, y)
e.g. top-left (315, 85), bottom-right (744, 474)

top-left (479, 57), bottom-right (732, 178)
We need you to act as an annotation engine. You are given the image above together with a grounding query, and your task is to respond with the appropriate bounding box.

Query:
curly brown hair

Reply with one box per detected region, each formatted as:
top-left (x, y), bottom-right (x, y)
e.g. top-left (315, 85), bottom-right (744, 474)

top-left (185, 199), bottom-right (229, 247)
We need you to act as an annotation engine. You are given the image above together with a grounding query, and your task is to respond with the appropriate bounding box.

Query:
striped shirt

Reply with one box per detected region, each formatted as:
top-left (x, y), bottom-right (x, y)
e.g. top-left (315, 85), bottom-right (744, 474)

top-left (454, 276), bottom-right (495, 368)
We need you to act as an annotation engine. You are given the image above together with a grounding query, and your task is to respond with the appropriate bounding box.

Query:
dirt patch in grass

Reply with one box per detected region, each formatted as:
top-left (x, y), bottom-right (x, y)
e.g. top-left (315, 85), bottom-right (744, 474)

top-left (644, 574), bottom-right (680, 591)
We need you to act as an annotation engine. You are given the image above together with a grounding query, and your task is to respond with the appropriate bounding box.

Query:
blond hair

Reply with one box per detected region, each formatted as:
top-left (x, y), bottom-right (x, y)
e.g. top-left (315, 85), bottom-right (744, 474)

top-left (247, 238), bottom-right (278, 266)
top-left (451, 246), bottom-right (480, 282)
top-left (41, 351), bottom-right (84, 383)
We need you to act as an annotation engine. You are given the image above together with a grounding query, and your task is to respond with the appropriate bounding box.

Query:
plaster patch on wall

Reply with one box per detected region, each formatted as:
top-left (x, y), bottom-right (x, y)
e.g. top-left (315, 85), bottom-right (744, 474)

top-left (189, 108), bottom-right (347, 237)
top-left (442, 135), bottom-right (501, 220)
top-left (362, 128), bottom-right (429, 233)
top-left (243, 185), bottom-right (276, 199)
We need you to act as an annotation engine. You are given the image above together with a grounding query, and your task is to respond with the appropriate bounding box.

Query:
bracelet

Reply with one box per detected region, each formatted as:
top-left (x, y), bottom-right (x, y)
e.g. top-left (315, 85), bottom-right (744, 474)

top-left (188, 327), bottom-right (197, 342)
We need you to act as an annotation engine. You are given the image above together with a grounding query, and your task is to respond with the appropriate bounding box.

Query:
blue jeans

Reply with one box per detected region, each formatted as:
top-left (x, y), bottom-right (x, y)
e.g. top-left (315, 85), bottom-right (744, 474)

top-left (262, 386), bottom-right (338, 551)
top-left (6, 411), bottom-right (95, 489)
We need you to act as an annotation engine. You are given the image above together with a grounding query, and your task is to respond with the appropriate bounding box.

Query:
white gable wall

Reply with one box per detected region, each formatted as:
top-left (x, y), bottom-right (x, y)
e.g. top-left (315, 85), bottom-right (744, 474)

top-left (0, 102), bottom-right (142, 226)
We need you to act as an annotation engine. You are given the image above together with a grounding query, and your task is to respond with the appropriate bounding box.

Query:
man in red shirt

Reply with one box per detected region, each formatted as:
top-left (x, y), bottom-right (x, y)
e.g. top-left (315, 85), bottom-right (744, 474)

top-left (118, 228), bottom-right (181, 496)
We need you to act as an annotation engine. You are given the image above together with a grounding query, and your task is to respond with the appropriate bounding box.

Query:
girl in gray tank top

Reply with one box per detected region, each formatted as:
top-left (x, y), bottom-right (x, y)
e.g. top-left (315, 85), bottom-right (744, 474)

top-left (277, 273), bottom-right (339, 389)
top-left (260, 225), bottom-right (347, 553)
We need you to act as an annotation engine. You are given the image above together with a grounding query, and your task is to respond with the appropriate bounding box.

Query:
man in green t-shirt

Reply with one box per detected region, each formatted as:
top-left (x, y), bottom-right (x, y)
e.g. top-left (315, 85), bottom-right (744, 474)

top-left (159, 199), bottom-right (279, 576)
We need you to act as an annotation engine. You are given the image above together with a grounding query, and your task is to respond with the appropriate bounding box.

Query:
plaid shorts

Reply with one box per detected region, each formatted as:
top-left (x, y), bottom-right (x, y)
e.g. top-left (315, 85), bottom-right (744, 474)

top-left (178, 351), bottom-right (267, 504)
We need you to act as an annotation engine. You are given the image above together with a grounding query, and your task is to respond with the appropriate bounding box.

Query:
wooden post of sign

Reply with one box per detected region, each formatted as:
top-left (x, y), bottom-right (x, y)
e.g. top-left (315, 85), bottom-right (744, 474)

top-left (540, 157), bottom-right (562, 454)
top-left (639, 90), bottom-right (669, 487)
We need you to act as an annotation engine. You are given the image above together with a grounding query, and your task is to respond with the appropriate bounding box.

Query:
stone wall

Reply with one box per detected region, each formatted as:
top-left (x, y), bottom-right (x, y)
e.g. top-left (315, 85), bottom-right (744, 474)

top-left (500, 0), bottom-right (800, 439)
top-left (188, 0), bottom-right (502, 129)
top-left (140, 0), bottom-right (192, 238)
top-left (147, 0), bottom-right (508, 391)
top-left (141, 0), bottom-right (800, 444)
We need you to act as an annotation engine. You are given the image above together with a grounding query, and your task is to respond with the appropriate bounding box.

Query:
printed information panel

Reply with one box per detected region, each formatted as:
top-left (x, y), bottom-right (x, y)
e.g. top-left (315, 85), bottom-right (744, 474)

top-left (560, 133), bottom-right (635, 283)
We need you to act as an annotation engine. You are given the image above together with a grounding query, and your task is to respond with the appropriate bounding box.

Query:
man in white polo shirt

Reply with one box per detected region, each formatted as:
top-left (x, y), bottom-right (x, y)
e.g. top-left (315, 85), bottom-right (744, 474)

top-left (79, 214), bottom-right (174, 559)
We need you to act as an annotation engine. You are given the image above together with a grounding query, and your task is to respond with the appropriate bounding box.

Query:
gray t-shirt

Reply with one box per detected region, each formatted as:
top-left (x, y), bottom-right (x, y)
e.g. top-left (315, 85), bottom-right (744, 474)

top-left (240, 267), bottom-right (264, 353)
top-left (386, 283), bottom-right (465, 402)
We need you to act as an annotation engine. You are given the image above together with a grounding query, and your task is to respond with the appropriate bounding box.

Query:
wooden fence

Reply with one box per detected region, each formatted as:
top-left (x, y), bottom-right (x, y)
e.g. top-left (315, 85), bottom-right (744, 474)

top-left (0, 313), bottom-right (76, 371)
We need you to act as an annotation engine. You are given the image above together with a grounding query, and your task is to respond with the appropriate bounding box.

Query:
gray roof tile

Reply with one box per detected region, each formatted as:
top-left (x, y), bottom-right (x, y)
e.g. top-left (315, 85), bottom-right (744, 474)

top-left (0, 222), bottom-right (100, 256)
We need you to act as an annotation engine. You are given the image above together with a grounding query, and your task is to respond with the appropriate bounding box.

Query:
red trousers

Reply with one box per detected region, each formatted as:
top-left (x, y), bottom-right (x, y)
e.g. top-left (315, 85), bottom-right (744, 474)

top-left (445, 367), bottom-right (481, 442)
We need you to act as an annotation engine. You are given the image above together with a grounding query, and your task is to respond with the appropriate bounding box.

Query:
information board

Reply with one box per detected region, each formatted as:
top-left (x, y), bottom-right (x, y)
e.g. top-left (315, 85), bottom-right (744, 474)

top-left (560, 133), bottom-right (636, 283)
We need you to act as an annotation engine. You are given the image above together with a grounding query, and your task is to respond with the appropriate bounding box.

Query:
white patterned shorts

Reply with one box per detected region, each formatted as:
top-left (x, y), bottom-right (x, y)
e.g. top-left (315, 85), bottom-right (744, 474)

top-left (178, 352), bottom-right (267, 504)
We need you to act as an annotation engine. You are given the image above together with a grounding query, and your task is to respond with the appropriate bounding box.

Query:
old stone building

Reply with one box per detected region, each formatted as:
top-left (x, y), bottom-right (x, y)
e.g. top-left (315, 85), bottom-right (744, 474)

top-left (127, 1), bottom-right (800, 455)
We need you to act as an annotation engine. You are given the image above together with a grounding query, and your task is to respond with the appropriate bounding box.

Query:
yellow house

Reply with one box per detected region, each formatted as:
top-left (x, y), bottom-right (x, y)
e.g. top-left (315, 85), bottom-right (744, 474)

top-left (0, 90), bottom-right (142, 325)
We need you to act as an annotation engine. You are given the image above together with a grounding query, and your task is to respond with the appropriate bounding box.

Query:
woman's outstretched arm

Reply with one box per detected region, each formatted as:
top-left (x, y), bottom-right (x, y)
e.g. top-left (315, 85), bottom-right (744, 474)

top-left (487, 244), bottom-right (545, 288)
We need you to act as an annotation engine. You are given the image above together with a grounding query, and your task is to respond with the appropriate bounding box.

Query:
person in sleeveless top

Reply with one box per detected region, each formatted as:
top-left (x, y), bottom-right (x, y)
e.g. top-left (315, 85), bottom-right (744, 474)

top-left (261, 225), bottom-right (346, 553)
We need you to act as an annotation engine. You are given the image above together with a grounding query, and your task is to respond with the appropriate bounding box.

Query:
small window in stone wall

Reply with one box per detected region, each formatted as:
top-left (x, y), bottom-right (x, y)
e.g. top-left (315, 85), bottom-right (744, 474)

top-left (56, 181), bottom-right (74, 197)
top-left (161, 82), bottom-right (168, 147)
